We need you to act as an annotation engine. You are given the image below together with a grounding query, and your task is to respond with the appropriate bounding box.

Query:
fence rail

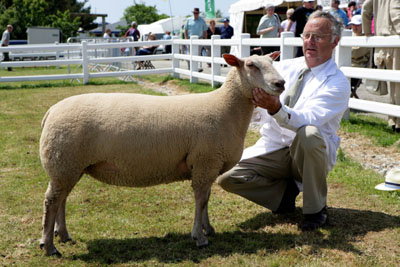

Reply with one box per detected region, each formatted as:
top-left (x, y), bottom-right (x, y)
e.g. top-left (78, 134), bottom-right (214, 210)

top-left (0, 31), bottom-right (399, 118)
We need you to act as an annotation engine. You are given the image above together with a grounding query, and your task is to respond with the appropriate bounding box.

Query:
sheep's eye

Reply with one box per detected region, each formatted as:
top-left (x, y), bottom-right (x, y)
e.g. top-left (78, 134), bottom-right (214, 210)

top-left (246, 62), bottom-right (255, 68)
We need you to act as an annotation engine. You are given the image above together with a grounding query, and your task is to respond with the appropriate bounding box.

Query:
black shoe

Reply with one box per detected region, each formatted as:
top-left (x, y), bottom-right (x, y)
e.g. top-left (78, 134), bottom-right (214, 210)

top-left (198, 68), bottom-right (203, 72)
top-left (300, 206), bottom-right (329, 231)
top-left (273, 179), bottom-right (299, 214)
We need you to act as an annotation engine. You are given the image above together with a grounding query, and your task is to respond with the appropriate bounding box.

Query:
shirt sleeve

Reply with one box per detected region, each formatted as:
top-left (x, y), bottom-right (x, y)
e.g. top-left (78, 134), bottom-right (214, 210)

top-left (273, 77), bottom-right (350, 132)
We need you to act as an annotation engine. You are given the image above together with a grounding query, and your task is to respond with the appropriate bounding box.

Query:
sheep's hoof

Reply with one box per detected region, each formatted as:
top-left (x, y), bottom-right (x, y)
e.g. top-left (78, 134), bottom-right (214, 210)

top-left (40, 243), bottom-right (62, 257)
top-left (204, 226), bottom-right (215, 236)
top-left (196, 239), bottom-right (209, 248)
top-left (55, 230), bottom-right (72, 243)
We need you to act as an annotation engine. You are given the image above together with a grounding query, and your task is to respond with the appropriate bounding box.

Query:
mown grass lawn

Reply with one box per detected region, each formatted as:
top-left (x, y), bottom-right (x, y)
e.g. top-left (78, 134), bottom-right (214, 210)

top-left (0, 71), bottom-right (399, 266)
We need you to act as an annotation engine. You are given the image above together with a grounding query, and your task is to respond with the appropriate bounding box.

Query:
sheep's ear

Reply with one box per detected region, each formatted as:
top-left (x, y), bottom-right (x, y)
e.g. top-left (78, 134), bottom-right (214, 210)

top-left (268, 51), bottom-right (280, 61)
top-left (223, 54), bottom-right (244, 68)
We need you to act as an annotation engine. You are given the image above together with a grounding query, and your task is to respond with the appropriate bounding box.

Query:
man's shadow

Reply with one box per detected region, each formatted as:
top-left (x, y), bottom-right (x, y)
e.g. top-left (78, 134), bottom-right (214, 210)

top-left (75, 208), bottom-right (400, 264)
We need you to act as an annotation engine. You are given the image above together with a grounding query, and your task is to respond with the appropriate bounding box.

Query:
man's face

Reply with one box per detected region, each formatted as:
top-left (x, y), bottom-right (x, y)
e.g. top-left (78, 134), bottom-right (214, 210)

top-left (304, 2), bottom-right (314, 9)
top-left (266, 7), bottom-right (274, 16)
top-left (302, 17), bottom-right (339, 68)
top-left (224, 21), bottom-right (229, 27)
top-left (331, 0), bottom-right (339, 8)
top-left (194, 12), bottom-right (199, 19)
top-left (351, 24), bottom-right (362, 35)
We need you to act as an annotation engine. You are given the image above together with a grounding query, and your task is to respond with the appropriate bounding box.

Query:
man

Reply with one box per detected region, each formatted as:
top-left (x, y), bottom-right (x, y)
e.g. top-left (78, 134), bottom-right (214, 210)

top-left (286, 0), bottom-right (315, 57)
top-left (162, 31), bottom-right (172, 54)
top-left (184, 7), bottom-right (207, 72)
top-left (349, 15), bottom-right (370, 98)
top-left (330, 0), bottom-right (349, 28)
top-left (256, 4), bottom-right (280, 55)
top-left (1, 24), bottom-right (13, 71)
top-left (124, 21), bottom-right (140, 55)
top-left (362, 0), bottom-right (400, 133)
top-left (217, 11), bottom-right (350, 231)
top-left (219, 18), bottom-right (234, 55)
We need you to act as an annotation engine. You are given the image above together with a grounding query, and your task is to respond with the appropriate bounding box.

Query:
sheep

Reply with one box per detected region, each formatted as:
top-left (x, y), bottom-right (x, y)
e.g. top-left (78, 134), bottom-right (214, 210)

top-left (39, 54), bottom-right (285, 256)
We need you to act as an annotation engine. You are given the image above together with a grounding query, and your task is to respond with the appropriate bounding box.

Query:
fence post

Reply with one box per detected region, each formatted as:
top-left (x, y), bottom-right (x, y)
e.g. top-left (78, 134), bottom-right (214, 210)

top-left (335, 29), bottom-right (352, 68)
top-left (82, 41), bottom-right (89, 84)
top-left (211, 35), bottom-right (221, 88)
top-left (280, 31), bottom-right (295, 60)
top-left (172, 36), bottom-right (180, 79)
top-left (190, 35), bottom-right (199, 83)
top-left (239, 33), bottom-right (250, 58)
top-left (55, 42), bottom-right (60, 69)
top-left (336, 30), bottom-right (352, 120)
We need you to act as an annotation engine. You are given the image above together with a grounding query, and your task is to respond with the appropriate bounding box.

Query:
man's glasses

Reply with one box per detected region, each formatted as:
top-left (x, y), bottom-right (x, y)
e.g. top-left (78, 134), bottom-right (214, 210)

top-left (300, 32), bottom-right (332, 42)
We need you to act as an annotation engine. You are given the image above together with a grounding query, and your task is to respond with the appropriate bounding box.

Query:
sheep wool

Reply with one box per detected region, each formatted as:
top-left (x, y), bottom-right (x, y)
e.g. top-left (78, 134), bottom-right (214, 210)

top-left (39, 54), bottom-right (285, 256)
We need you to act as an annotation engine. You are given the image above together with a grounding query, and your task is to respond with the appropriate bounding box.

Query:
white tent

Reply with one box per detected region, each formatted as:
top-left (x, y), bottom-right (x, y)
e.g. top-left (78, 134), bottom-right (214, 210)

top-left (152, 16), bottom-right (186, 34)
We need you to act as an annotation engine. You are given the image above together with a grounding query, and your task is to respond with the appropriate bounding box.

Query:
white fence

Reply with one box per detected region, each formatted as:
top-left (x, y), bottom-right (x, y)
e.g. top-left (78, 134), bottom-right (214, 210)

top-left (0, 31), bottom-right (400, 118)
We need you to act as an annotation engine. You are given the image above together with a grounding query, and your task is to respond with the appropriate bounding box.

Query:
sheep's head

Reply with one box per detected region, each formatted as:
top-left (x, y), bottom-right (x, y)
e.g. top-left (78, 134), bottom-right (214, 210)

top-left (223, 53), bottom-right (285, 98)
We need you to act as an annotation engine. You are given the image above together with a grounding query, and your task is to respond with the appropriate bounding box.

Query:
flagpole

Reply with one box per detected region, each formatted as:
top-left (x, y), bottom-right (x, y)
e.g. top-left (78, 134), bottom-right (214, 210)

top-left (168, 0), bottom-right (174, 34)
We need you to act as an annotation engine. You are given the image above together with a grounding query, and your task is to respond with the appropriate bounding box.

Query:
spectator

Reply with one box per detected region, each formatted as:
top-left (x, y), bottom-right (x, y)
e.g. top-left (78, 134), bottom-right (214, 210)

top-left (162, 30), bottom-right (172, 54)
top-left (330, 0), bottom-right (349, 28)
top-left (286, 0), bottom-right (315, 57)
top-left (103, 28), bottom-right (112, 39)
top-left (219, 18), bottom-right (234, 55)
top-left (184, 7), bottom-right (207, 72)
top-left (1, 24), bottom-right (13, 71)
top-left (349, 15), bottom-right (371, 98)
top-left (136, 33), bottom-right (158, 70)
top-left (347, 1), bottom-right (357, 19)
top-left (280, 8), bottom-right (296, 35)
top-left (218, 11), bottom-right (349, 231)
top-left (124, 21), bottom-right (141, 55)
top-left (205, 19), bottom-right (221, 67)
top-left (362, 0), bottom-right (400, 133)
top-left (316, 5), bottom-right (323, 11)
top-left (256, 4), bottom-right (280, 55)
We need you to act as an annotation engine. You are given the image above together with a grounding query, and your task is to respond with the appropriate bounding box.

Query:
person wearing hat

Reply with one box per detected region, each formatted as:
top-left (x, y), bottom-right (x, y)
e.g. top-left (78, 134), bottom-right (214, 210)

top-left (349, 15), bottom-right (371, 98)
top-left (124, 21), bottom-right (141, 55)
top-left (184, 7), bottom-right (208, 72)
top-left (330, 0), bottom-right (349, 28)
top-left (219, 18), bottom-right (234, 56)
top-left (375, 169), bottom-right (400, 191)
top-left (256, 4), bottom-right (281, 55)
top-left (286, 0), bottom-right (315, 57)
top-left (363, 0), bottom-right (400, 133)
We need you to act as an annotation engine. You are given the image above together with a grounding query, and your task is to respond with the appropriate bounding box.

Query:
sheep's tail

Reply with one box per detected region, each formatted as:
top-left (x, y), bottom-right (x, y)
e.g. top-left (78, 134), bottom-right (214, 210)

top-left (41, 109), bottom-right (51, 128)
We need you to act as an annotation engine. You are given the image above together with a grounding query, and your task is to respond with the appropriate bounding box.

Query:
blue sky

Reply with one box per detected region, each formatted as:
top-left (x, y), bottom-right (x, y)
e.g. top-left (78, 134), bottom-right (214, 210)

top-left (83, 0), bottom-right (238, 24)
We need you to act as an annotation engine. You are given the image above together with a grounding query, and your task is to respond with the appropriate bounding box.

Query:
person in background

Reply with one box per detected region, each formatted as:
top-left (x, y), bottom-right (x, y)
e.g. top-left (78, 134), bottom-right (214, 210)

top-left (103, 28), bottom-right (112, 39)
top-left (218, 11), bottom-right (349, 231)
top-left (219, 18), bottom-right (234, 56)
top-left (280, 8), bottom-right (296, 35)
top-left (347, 1), bottom-right (357, 20)
top-left (124, 21), bottom-right (141, 55)
top-left (205, 19), bottom-right (220, 67)
top-left (184, 7), bottom-right (207, 72)
top-left (330, 0), bottom-right (349, 28)
top-left (1, 24), bottom-right (13, 71)
top-left (363, 0), bottom-right (400, 133)
top-left (162, 30), bottom-right (172, 54)
top-left (136, 33), bottom-right (158, 70)
top-left (349, 15), bottom-right (370, 98)
top-left (286, 0), bottom-right (315, 57)
top-left (316, 5), bottom-right (323, 11)
top-left (256, 4), bottom-right (280, 55)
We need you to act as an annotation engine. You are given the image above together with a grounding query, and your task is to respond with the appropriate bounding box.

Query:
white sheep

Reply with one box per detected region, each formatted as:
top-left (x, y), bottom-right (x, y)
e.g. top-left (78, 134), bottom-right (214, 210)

top-left (39, 54), bottom-right (285, 256)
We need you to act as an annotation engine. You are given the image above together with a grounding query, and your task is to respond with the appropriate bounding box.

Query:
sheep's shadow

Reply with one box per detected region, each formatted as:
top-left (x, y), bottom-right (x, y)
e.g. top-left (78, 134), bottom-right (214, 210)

top-left (75, 207), bottom-right (400, 264)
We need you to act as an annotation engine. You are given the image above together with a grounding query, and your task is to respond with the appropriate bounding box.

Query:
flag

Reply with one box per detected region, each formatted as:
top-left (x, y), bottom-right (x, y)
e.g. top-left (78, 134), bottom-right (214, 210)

top-left (205, 0), bottom-right (215, 18)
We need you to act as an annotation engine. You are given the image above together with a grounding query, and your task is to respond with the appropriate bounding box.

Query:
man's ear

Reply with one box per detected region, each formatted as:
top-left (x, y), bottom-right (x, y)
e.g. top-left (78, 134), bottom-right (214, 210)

top-left (223, 54), bottom-right (244, 67)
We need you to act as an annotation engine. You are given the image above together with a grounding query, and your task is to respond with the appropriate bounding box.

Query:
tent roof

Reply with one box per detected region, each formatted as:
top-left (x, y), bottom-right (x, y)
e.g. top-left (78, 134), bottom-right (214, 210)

top-left (229, 0), bottom-right (300, 14)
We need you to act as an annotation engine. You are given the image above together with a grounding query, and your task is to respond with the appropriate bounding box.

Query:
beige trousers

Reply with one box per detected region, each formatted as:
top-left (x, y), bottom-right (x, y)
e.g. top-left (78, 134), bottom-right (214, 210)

top-left (375, 48), bottom-right (400, 128)
top-left (217, 125), bottom-right (329, 214)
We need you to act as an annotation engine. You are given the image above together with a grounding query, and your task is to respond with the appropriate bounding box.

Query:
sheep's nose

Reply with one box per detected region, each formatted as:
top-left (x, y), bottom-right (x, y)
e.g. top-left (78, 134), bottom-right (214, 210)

top-left (274, 80), bottom-right (285, 91)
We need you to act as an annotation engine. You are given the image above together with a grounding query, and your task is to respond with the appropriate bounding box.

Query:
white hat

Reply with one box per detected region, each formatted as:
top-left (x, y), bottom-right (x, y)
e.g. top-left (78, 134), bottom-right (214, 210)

top-left (349, 15), bottom-right (362, 25)
top-left (375, 168), bottom-right (400, 191)
top-left (303, 0), bottom-right (314, 2)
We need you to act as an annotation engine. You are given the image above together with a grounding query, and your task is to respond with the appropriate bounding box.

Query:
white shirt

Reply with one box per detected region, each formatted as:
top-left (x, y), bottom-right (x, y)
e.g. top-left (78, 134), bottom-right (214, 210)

top-left (242, 56), bottom-right (350, 171)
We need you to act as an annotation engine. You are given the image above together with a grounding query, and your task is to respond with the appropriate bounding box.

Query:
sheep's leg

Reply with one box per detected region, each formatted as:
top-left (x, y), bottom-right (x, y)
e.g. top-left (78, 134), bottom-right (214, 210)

top-left (201, 187), bottom-right (215, 236)
top-left (54, 198), bottom-right (72, 243)
top-left (191, 179), bottom-right (214, 247)
top-left (40, 176), bottom-right (80, 256)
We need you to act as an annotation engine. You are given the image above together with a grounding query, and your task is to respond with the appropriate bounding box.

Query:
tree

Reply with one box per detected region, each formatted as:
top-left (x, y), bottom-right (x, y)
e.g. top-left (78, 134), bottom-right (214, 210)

top-left (0, 0), bottom-right (94, 41)
top-left (215, 9), bottom-right (223, 18)
top-left (121, 1), bottom-right (169, 32)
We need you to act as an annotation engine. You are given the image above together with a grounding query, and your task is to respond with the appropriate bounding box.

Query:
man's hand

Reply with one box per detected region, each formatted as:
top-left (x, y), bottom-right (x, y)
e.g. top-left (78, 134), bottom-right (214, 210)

top-left (252, 88), bottom-right (282, 115)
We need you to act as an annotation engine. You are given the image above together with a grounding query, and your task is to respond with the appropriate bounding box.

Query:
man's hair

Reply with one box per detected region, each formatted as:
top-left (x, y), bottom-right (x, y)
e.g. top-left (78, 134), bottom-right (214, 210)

top-left (308, 10), bottom-right (343, 41)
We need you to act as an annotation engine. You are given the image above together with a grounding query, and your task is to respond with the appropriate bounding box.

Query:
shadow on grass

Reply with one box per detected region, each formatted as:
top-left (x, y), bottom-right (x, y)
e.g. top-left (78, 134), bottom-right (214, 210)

top-left (74, 207), bottom-right (400, 264)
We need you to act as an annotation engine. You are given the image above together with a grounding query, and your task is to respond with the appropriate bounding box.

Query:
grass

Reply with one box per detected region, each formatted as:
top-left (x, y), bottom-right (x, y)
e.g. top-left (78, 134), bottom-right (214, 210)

top-left (0, 72), bottom-right (400, 266)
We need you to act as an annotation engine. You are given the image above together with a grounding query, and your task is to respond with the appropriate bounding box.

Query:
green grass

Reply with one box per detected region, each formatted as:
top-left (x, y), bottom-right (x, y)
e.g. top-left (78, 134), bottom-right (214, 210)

top-left (0, 73), bottom-right (400, 266)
